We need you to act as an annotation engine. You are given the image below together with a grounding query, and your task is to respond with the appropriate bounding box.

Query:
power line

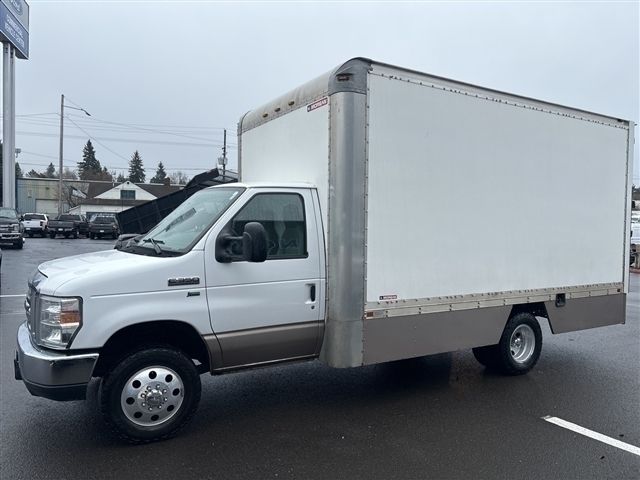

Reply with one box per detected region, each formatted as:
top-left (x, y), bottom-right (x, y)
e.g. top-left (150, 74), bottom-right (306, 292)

top-left (15, 116), bottom-right (238, 142)
top-left (3, 112), bottom-right (236, 132)
top-left (15, 129), bottom-right (237, 148)
top-left (67, 113), bottom-right (236, 144)
top-left (17, 150), bottom-right (236, 173)
top-left (65, 115), bottom-right (132, 163)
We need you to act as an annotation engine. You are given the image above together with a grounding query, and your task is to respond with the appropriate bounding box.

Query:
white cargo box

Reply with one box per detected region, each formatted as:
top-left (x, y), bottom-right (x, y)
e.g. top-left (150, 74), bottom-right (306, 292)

top-left (239, 58), bottom-right (633, 367)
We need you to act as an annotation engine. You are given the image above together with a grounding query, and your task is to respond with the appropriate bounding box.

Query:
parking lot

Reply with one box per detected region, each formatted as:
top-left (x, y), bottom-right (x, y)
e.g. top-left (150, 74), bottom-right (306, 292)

top-left (0, 238), bottom-right (638, 479)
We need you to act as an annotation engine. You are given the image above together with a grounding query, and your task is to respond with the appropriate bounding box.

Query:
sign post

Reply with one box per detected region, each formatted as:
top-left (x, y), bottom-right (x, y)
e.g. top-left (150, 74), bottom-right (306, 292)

top-left (0, 0), bottom-right (28, 209)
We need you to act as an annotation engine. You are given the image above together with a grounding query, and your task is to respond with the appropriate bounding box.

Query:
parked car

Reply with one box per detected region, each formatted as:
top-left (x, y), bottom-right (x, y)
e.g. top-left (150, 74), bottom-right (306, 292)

top-left (22, 213), bottom-right (49, 238)
top-left (48, 214), bottom-right (88, 239)
top-left (0, 207), bottom-right (24, 249)
top-left (89, 215), bottom-right (120, 239)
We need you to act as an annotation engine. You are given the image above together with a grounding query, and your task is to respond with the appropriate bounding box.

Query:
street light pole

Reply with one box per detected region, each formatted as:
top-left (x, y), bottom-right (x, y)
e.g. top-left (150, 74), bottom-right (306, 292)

top-left (58, 94), bottom-right (64, 216)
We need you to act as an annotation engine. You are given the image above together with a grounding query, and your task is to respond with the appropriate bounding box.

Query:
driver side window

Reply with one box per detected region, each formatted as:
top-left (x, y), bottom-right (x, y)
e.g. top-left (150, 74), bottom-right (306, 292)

top-left (230, 193), bottom-right (307, 259)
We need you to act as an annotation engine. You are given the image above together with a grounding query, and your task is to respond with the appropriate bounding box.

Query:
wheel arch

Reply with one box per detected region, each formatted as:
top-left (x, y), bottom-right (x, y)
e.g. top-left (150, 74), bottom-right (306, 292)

top-left (509, 302), bottom-right (548, 322)
top-left (93, 320), bottom-right (211, 377)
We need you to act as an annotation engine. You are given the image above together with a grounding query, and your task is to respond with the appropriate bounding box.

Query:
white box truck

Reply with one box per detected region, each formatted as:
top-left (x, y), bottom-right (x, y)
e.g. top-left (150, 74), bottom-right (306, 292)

top-left (15, 58), bottom-right (634, 443)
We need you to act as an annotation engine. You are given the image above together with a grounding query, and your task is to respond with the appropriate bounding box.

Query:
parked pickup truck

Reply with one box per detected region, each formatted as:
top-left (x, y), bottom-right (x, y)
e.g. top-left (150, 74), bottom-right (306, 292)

top-left (14, 58), bottom-right (633, 444)
top-left (89, 215), bottom-right (119, 240)
top-left (48, 214), bottom-right (88, 239)
top-left (0, 207), bottom-right (24, 249)
top-left (22, 213), bottom-right (49, 238)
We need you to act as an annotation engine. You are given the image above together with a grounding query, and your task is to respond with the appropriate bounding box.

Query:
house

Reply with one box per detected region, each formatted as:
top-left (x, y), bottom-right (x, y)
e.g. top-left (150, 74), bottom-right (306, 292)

top-left (68, 180), bottom-right (182, 217)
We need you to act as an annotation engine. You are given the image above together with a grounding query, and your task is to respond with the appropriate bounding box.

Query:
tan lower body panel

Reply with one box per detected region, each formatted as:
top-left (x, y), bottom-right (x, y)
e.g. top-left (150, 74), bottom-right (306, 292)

top-left (362, 293), bottom-right (627, 366)
top-left (363, 305), bottom-right (511, 366)
top-left (545, 293), bottom-right (626, 334)
top-left (206, 321), bottom-right (321, 370)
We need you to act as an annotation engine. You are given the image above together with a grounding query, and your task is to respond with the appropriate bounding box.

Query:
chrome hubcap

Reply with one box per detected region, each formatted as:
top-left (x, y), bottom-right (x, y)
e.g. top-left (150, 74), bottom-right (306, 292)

top-left (509, 324), bottom-right (535, 364)
top-left (120, 366), bottom-right (184, 426)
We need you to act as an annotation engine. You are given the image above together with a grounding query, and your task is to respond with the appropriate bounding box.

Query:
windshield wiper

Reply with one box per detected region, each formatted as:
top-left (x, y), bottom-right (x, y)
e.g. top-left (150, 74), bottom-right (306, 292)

top-left (142, 238), bottom-right (164, 254)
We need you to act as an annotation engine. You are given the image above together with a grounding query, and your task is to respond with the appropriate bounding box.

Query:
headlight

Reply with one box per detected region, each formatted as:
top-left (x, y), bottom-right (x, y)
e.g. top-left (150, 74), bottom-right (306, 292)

top-left (37, 295), bottom-right (82, 349)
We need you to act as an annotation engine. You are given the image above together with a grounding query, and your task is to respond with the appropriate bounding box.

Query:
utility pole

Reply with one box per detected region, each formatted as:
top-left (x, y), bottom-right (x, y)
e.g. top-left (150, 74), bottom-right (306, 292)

top-left (222, 128), bottom-right (227, 180)
top-left (58, 94), bottom-right (64, 216)
top-left (57, 95), bottom-right (91, 216)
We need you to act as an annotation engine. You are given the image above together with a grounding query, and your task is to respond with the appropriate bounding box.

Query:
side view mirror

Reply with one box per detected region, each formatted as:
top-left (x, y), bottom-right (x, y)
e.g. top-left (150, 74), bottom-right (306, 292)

top-left (215, 222), bottom-right (268, 263)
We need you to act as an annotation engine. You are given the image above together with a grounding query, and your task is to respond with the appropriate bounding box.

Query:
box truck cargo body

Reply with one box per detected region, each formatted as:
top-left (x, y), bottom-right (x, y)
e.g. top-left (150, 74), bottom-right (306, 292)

top-left (15, 58), bottom-right (633, 443)
top-left (239, 58), bottom-right (633, 367)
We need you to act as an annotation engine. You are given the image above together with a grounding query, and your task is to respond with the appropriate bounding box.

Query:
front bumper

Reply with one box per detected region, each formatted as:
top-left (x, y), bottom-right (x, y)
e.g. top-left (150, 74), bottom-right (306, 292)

top-left (0, 233), bottom-right (21, 241)
top-left (15, 323), bottom-right (99, 401)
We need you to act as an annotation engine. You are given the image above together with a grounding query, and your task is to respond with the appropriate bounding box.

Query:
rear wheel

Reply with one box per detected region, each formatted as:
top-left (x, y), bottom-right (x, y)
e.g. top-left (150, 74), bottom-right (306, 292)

top-left (28, 232), bottom-right (33, 238)
top-left (49, 232), bottom-right (56, 239)
top-left (73, 230), bottom-right (79, 239)
top-left (89, 233), bottom-right (95, 239)
top-left (100, 346), bottom-right (201, 444)
top-left (472, 312), bottom-right (542, 375)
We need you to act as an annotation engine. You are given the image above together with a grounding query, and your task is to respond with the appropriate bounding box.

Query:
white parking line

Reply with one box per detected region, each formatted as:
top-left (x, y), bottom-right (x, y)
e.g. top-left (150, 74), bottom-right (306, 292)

top-left (543, 416), bottom-right (640, 456)
top-left (0, 294), bottom-right (25, 298)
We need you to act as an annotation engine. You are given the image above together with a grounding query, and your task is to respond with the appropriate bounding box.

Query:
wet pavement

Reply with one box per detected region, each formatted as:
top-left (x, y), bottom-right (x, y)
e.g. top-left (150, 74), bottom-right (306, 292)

top-left (1, 238), bottom-right (638, 479)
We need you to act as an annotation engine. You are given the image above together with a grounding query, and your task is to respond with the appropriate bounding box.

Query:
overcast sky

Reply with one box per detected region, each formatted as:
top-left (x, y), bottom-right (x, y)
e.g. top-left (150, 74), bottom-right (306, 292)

top-left (3, 0), bottom-right (639, 184)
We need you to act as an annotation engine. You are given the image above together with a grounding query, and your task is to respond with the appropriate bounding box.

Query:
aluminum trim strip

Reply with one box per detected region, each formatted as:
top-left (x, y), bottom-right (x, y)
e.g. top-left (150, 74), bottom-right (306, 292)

top-left (365, 282), bottom-right (624, 318)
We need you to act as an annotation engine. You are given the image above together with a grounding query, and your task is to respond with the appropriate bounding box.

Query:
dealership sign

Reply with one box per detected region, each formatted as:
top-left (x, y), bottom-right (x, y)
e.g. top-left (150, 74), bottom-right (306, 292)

top-left (0, 0), bottom-right (28, 59)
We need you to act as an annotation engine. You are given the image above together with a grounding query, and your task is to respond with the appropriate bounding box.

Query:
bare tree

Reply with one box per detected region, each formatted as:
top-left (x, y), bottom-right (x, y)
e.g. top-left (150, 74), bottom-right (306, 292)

top-left (169, 171), bottom-right (190, 185)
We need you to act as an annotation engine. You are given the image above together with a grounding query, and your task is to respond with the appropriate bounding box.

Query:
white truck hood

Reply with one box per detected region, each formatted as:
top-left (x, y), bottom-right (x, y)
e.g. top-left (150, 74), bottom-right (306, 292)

top-left (37, 249), bottom-right (203, 297)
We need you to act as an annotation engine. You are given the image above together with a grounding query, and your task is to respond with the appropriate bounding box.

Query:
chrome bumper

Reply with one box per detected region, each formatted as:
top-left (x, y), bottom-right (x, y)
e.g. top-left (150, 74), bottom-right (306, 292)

top-left (15, 323), bottom-right (99, 401)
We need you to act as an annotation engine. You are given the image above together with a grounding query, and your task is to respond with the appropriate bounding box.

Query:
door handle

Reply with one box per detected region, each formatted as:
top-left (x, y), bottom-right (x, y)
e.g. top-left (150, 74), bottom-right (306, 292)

top-left (309, 284), bottom-right (316, 302)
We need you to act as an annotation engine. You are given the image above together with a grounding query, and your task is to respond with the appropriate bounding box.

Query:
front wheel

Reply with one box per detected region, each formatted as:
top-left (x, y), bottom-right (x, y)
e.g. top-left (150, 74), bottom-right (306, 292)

top-left (100, 347), bottom-right (201, 444)
top-left (472, 312), bottom-right (542, 375)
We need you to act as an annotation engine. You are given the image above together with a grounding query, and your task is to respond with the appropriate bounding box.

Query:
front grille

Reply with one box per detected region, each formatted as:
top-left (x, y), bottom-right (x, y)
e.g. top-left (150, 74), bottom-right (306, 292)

top-left (25, 286), bottom-right (38, 343)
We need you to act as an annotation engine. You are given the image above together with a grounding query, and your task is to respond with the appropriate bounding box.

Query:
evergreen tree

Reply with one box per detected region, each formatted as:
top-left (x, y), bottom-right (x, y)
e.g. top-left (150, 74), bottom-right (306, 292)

top-left (45, 162), bottom-right (57, 178)
top-left (150, 161), bottom-right (167, 183)
top-left (27, 169), bottom-right (45, 178)
top-left (77, 140), bottom-right (102, 180)
top-left (99, 166), bottom-right (113, 182)
top-left (15, 161), bottom-right (23, 178)
top-left (128, 150), bottom-right (145, 183)
top-left (116, 173), bottom-right (126, 183)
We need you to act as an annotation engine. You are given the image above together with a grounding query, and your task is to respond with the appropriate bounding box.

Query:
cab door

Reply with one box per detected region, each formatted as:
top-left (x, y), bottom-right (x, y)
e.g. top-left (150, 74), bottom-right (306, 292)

top-left (205, 188), bottom-right (323, 368)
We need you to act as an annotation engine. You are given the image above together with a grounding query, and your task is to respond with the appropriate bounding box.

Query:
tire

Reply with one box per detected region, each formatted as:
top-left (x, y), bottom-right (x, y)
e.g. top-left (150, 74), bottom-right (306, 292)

top-left (89, 233), bottom-right (95, 240)
top-left (49, 233), bottom-right (56, 239)
top-left (100, 346), bottom-right (201, 444)
top-left (14, 240), bottom-right (23, 249)
top-left (73, 231), bottom-right (79, 239)
top-left (472, 312), bottom-right (542, 375)
top-left (28, 233), bottom-right (33, 238)
top-left (64, 233), bottom-right (69, 238)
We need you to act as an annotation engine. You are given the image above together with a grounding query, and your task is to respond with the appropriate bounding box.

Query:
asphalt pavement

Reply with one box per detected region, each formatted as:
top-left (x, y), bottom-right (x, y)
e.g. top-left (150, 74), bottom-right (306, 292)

top-left (1, 238), bottom-right (638, 479)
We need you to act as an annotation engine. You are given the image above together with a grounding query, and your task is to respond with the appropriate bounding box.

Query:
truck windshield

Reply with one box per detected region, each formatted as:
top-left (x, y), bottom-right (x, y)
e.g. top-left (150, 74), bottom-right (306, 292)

top-left (0, 208), bottom-right (17, 219)
top-left (138, 187), bottom-right (244, 254)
